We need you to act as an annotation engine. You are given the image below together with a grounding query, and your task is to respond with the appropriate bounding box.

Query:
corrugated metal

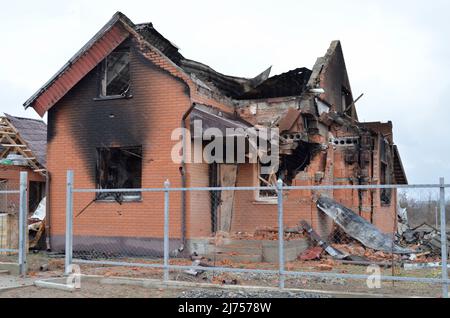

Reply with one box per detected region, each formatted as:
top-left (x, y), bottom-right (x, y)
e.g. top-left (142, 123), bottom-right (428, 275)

top-left (32, 23), bottom-right (129, 116)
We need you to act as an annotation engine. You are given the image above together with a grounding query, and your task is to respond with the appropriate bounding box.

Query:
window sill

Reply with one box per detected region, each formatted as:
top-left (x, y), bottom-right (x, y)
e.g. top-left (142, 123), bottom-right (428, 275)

top-left (93, 94), bottom-right (133, 101)
top-left (252, 199), bottom-right (278, 205)
top-left (95, 198), bottom-right (142, 203)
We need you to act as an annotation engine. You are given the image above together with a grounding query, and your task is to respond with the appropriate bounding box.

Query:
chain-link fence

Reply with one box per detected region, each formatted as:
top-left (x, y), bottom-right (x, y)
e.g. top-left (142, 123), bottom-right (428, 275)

top-left (65, 170), bottom-right (450, 297)
top-left (281, 184), bottom-right (448, 297)
top-left (0, 172), bottom-right (28, 275)
top-left (66, 170), bottom-right (165, 279)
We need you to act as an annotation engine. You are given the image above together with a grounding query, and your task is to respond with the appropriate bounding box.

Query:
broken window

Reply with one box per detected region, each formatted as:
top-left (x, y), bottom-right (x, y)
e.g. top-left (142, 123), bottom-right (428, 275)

top-left (379, 138), bottom-right (392, 205)
top-left (257, 160), bottom-right (278, 201)
top-left (96, 146), bottom-right (142, 202)
top-left (100, 48), bottom-right (130, 97)
top-left (29, 181), bottom-right (45, 212)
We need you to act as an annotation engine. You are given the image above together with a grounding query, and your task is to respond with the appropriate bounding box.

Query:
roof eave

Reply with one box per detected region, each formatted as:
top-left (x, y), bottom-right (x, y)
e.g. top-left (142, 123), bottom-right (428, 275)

top-left (23, 11), bottom-right (132, 112)
top-left (393, 145), bottom-right (408, 185)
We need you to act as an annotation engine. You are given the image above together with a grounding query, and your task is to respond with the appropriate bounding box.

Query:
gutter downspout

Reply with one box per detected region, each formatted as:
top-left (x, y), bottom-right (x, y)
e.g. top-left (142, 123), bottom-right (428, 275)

top-left (45, 171), bottom-right (51, 250)
top-left (179, 103), bottom-right (197, 252)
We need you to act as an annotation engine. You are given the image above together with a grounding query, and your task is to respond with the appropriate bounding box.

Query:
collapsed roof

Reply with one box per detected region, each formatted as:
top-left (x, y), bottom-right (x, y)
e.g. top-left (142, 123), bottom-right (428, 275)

top-left (20, 11), bottom-right (408, 184)
top-left (112, 21), bottom-right (303, 100)
top-left (23, 12), bottom-right (311, 115)
top-left (237, 68), bottom-right (312, 100)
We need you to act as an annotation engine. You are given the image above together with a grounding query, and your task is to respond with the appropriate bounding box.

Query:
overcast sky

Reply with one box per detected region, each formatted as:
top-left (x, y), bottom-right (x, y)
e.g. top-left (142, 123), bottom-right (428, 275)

top-left (0, 0), bottom-right (448, 183)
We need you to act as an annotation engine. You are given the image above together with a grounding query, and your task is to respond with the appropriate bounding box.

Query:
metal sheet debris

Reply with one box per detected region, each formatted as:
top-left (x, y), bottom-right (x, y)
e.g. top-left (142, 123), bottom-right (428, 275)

top-left (317, 196), bottom-right (414, 254)
top-left (300, 220), bottom-right (348, 260)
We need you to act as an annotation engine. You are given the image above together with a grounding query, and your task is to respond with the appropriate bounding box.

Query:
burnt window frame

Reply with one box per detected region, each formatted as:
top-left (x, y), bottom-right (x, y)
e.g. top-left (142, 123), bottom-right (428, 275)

top-left (96, 47), bottom-right (132, 100)
top-left (255, 159), bottom-right (278, 203)
top-left (95, 146), bottom-right (143, 203)
top-left (379, 137), bottom-right (392, 205)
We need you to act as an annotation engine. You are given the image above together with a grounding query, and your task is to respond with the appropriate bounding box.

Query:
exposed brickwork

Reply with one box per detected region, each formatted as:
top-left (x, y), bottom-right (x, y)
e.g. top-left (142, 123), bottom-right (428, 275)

top-left (0, 166), bottom-right (46, 212)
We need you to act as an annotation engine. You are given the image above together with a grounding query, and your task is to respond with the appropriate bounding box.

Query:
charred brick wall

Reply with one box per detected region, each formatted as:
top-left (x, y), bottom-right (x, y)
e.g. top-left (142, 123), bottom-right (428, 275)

top-left (47, 42), bottom-right (192, 251)
top-left (231, 151), bottom-right (334, 238)
top-left (318, 41), bottom-right (353, 114)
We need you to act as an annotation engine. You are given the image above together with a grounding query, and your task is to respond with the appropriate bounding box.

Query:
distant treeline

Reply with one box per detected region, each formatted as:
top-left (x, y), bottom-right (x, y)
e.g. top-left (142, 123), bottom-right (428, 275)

top-left (399, 193), bottom-right (450, 228)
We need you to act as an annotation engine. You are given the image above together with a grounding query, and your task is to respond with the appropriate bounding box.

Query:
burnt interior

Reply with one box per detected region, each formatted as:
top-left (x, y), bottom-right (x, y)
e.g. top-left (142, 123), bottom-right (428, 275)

top-left (278, 141), bottom-right (320, 185)
top-left (100, 48), bottom-right (131, 97)
top-left (96, 146), bottom-right (142, 202)
top-left (29, 181), bottom-right (46, 212)
top-left (258, 160), bottom-right (278, 198)
top-left (238, 68), bottom-right (312, 100)
top-left (379, 137), bottom-right (392, 204)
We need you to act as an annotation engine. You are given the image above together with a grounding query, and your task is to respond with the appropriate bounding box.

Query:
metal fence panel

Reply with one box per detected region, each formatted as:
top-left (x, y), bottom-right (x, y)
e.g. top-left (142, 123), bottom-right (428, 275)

top-left (64, 170), bottom-right (450, 297)
top-left (69, 171), bottom-right (165, 279)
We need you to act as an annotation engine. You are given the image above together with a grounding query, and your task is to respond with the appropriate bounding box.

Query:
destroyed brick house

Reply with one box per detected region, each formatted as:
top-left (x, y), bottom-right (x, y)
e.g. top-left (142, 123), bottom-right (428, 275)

top-left (23, 12), bottom-right (407, 255)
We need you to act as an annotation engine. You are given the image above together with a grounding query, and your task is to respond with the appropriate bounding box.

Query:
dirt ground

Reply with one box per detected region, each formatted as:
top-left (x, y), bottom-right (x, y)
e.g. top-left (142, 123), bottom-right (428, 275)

top-left (0, 281), bottom-right (184, 298)
top-left (0, 281), bottom-right (334, 298)
top-left (0, 251), bottom-right (447, 298)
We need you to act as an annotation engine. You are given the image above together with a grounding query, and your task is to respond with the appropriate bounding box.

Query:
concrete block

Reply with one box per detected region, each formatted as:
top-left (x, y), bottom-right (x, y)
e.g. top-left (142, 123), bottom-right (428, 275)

top-left (207, 253), bottom-right (262, 263)
top-left (262, 239), bottom-right (309, 263)
top-left (34, 280), bottom-right (76, 292)
top-left (0, 262), bottom-right (20, 275)
top-left (214, 245), bottom-right (262, 255)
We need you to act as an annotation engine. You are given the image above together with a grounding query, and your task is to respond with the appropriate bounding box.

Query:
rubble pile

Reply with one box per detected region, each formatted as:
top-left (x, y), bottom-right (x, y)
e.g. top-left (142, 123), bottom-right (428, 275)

top-left (228, 227), bottom-right (306, 241)
top-left (399, 222), bottom-right (449, 256)
top-left (298, 216), bottom-right (447, 267)
top-left (179, 289), bottom-right (330, 298)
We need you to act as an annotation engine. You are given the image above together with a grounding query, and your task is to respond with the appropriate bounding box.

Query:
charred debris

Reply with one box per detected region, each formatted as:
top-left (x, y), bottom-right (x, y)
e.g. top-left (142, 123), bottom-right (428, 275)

top-left (129, 20), bottom-right (393, 189)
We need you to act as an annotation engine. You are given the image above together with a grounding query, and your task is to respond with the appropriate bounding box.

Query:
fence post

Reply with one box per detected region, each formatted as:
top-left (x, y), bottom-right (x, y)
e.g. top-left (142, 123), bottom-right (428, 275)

top-left (18, 171), bottom-right (28, 276)
top-left (65, 170), bottom-right (74, 275)
top-left (163, 179), bottom-right (170, 282)
top-left (277, 179), bottom-right (284, 289)
top-left (439, 177), bottom-right (448, 298)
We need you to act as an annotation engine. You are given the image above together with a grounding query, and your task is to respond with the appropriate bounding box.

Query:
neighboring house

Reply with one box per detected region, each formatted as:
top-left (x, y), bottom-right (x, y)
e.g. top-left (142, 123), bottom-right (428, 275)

top-left (23, 12), bottom-right (407, 255)
top-left (0, 114), bottom-right (47, 251)
top-left (0, 114), bottom-right (47, 211)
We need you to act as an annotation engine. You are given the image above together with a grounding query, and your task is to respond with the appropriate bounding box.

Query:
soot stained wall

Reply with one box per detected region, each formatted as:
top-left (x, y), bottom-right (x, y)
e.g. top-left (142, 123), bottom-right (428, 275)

top-left (46, 38), bottom-right (193, 249)
top-left (48, 43), bottom-right (190, 183)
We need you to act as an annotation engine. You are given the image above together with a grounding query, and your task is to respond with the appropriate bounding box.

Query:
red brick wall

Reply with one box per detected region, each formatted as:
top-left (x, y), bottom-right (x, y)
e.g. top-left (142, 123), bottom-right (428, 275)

top-left (45, 33), bottom-right (239, 249)
top-left (0, 166), bottom-right (45, 215)
top-left (229, 133), bottom-right (397, 238)
top-left (231, 156), bottom-right (335, 238)
top-left (47, 44), bottom-right (192, 245)
top-left (186, 162), bottom-right (211, 237)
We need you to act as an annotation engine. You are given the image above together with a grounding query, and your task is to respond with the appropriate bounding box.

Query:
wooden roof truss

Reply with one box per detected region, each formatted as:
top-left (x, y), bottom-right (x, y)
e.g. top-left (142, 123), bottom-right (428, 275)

top-left (0, 116), bottom-right (44, 175)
